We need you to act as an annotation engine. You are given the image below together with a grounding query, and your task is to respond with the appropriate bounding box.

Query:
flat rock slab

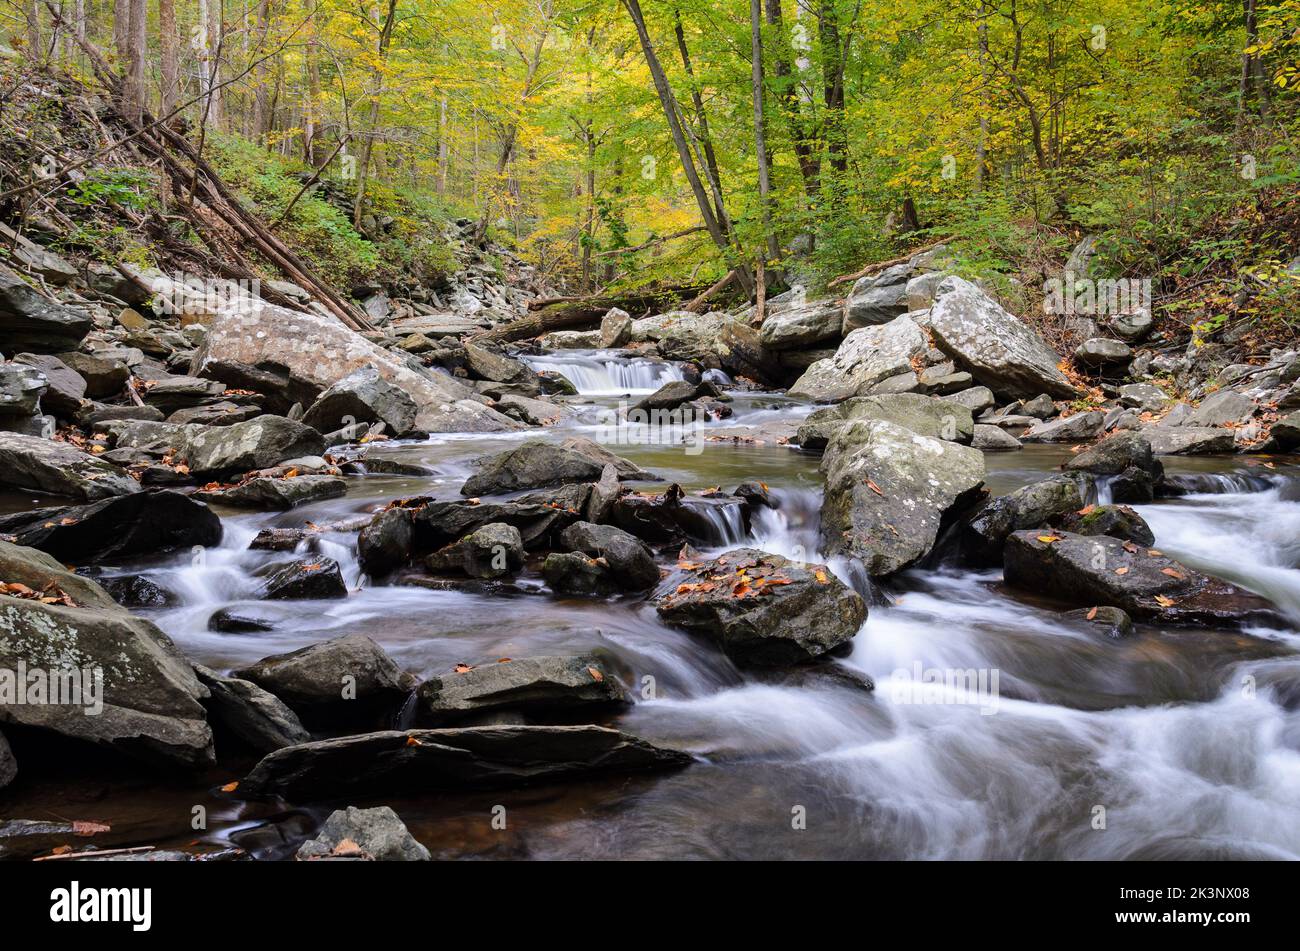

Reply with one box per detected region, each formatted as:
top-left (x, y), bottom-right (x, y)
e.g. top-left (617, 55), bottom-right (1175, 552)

top-left (235, 725), bottom-right (693, 800)
top-left (417, 654), bottom-right (629, 724)
top-left (0, 432), bottom-right (140, 500)
top-left (195, 475), bottom-right (347, 509)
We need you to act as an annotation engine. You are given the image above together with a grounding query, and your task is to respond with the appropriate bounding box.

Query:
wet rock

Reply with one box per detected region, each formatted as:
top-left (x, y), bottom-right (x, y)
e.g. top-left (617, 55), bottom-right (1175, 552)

top-left (0, 362), bottom-right (48, 416)
top-left (0, 491), bottom-right (220, 563)
top-left (788, 315), bottom-right (927, 403)
top-left (195, 475), bottom-right (347, 510)
top-left (599, 308), bottom-right (633, 348)
top-left (1064, 605), bottom-right (1135, 638)
top-left (1270, 410), bottom-right (1300, 450)
top-left (631, 378), bottom-right (725, 414)
top-left (1185, 390), bottom-right (1257, 428)
top-left (301, 366), bottom-right (418, 437)
top-left (0, 263), bottom-right (92, 352)
top-left (426, 522), bottom-right (524, 579)
top-left (1023, 411), bottom-right (1105, 443)
top-left (296, 806), bottom-right (430, 862)
top-left (181, 415), bottom-right (324, 479)
top-left (843, 264), bottom-right (910, 331)
top-left (237, 724), bottom-right (692, 800)
top-left (1074, 338), bottom-right (1133, 369)
top-left (1003, 531), bottom-right (1279, 625)
top-left (358, 507), bottom-right (415, 576)
top-left (928, 277), bottom-right (1077, 399)
top-left (758, 300), bottom-right (843, 350)
top-left (960, 475), bottom-right (1087, 565)
top-left (972, 424), bottom-right (1022, 451)
top-left (208, 607), bottom-right (276, 633)
top-left (194, 300), bottom-right (521, 432)
top-left (0, 540), bottom-right (214, 770)
top-left (542, 551), bottom-right (617, 595)
top-left (195, 665), bottom-right (312, 754)
top-left (585, 463), bottom-right (621, 524)
top-left (233, 634), bottom-right (410, 723)
top-left (417, 654), bottom-right (628, 724)
top-left (13, 354), bottom-right (86, 417)
top-left (461, 439), bottom-right (652, 497)
top-left (1146, 426), bottom-right (1235, 455)
top-left (97, 575), bottom-right (175, 608)
top-left (796, 392), bottom-right (973, 452)
top-left (463, 342), bottom-right (543, 392)
top-left (734, 480), bottom-right (774, 511)
top-left (1063, 431), bottom-right (1161, 478)
top-left (414, 495), bottom-right (583, 553)
top-left (257, 557), bottom-right (348, 600)
top-left (558, 521), bottom-right (658, 590)
top-left (1058, 503), bottom-right (1155, 546)
top-left (655, 548), bottom-right (865, 665)
top-left (820, 420), bottom-right (986, 575)
top-left (0, 431), bottom-right (140, 500)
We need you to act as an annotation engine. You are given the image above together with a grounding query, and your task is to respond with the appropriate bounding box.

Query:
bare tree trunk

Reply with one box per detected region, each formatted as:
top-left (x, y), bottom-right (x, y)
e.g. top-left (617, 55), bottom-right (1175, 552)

top-left (24, 0), bottom-right (43, 61)
top-left (673, 9), bottom-right (728, 229)
top-left (118, 0), bottom-right (146, 121)
top-left (206, 0), bottom-right (224, 128)
top-left (113, 0), bottom-right (128, 71)
top-left (751, 0), bottom-right (779, 263)
top-left (765, 0), bottom-right (818, 198)
top-left (353, 0), bottom-right (399, 230)
top-left (623, 0), bottom-right (752, 294)
top-left (252, 0), bottom-right (273, 143)
top-left (159, 0), bottom-right (180, 119)
top-left (303, 15), bottom-right (321, 163)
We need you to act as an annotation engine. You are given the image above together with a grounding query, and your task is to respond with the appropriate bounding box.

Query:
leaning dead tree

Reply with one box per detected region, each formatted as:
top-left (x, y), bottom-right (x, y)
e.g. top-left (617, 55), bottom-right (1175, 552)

top-left (26, 3), bottom-right (373, 332)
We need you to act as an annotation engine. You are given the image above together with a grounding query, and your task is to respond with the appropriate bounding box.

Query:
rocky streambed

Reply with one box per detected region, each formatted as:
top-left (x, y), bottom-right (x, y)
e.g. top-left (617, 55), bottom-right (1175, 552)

top-left (3, 259), bottom-right (1300, 861)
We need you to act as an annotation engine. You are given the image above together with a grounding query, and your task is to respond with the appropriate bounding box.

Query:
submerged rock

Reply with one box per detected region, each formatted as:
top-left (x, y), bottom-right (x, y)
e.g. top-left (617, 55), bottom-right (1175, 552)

top-left (1063, 605), bottom-right (1135, 639)
top-left (417, 654), bottom-right (629, 724)
top-left (819, 419), bottom-right (986, 575)
top-left (236, 724), bottom-right (693, 800)
top-left (655, 548), bottom-right (865, 665)
top-left (1003, 531), bottom-right (1279, 625)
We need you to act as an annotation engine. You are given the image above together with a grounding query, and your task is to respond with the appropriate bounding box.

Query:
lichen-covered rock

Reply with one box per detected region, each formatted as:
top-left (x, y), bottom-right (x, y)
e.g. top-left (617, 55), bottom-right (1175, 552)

top-left (796, 392), bottom-right (973, 452)
top-left (820, 419), bottom-right (986, 575)
top-left (928, 277), bottom-right (1077, 399)
top-left (426, 522), bottom-right (524, 578)
top-left (0, 431), bottom-right (140, 500)
top-left (180, 415), bottom-right (324, 478)
top-left (301, 366), bottom-right (419, 437)
top-left (758, 299), bottom-right (843, 350)
top-left (296, 806), bottom-right (429, 861)
top-left (788, 315), bottom-right (928, 403)
top-left (654, 548), bottom-right (865, 665)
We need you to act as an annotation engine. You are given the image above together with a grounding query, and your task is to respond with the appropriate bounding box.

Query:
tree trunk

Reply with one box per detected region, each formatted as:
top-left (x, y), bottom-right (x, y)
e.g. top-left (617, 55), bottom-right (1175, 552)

top-left (751, 0), bottom-right (779, 263)
top-left (122, 0), bottom-right (146, 121)
top-left (353, 0), bottom-right (399, 231)
top-left (159, 0), bottom-right (180, 119)
top-left (24, 0), bottom-right (43, 60)
top-left (765, 0), bottom-right (818, 198)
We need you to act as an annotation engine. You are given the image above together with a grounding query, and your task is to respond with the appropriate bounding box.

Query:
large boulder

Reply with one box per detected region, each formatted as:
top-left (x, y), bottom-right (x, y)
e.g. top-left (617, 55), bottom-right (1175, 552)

top-left (1185, 390), bottom-right (1257, 428)
top-left (236, 725), bottom-right (693, 800)
top-left (0, 541), bottom-right (214, 770)
top-left (0, 490), bottom-right (220, 564)
top-left (1146, 427), bottom-right (1235, 455)
top-left (1062, 431), bottom-right (1162, 502)
top-left (1022, 411), bottom-right (1105, 443)
top-left (557, 521), bottom-right (659, 590)
top-left (0, 362), bottom-right (48, 417)
top-left (0, 264), bottom-right (92, 352)
top-left (599, 308), bottom-right (633, 348)
top-left (796, 392), bottom-right (973, 452)
top-left (758, 300), bottom-right (843, 350)
top-left (1074, 338), bottom-right (1133, 369)
top-left (425, 522), bottom-right (524, 578)
top-left (1004, 531), bottom-right (1280, 626)
top-left (194, 665), bottom-right (312, 754)
top-left (192, 299), bottom-right (521, 432)
top-left (56, 352), bottom-right (129, 398)
top-left (296, 806), bottom-right (429, 862)
top-left (928, 277), bottom-right (1077, 399)
top-left (417, 654), bottom-right (629, 724)
top-left (300, 366), bottom-right (418, 437)
top-left (13, 354), bottom-right (87, 417)
top-left (654, 548), bottom-right (865, 665)
top-left (180, 415), bottom-right (324, 478)
top-left (233, 634), bottom-right (411, 724)
top-left (357, 507), bottom-right (415, 577)
top-left (819, 419), bottom-right (986, 575)
top-left (195, 474), bottom-right (347, 509)
top-left (461, 439), bottom-right (652, 497)
top-left (959, 475), bottom-right (1087, 565)
top-left (788, 315), bottom-right (927, 403)
top-left (0, 432), bottom-right (140, 500)
top-left (842, 264), bottom-right (910, 331)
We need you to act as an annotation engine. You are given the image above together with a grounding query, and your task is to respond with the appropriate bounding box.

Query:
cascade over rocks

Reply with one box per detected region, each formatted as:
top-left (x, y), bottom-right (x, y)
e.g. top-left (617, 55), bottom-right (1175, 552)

top-left (0, 541), bottom-right (214, 771)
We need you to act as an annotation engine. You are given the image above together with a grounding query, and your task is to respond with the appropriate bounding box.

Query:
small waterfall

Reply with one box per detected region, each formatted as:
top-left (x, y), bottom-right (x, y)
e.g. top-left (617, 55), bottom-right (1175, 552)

top-left (523, 349), bottom-right (684, 395)
top-left (1160, 472), bottom-right (1284, 496)
top-left (679, 497), bottom-right (749, 547)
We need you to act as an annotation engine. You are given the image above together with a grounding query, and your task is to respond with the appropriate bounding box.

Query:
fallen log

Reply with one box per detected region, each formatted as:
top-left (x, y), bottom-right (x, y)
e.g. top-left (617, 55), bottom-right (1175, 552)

top-left (827, 236), bottom-right (953, 288)
top-left (480, 285), bottom-right (712, 343)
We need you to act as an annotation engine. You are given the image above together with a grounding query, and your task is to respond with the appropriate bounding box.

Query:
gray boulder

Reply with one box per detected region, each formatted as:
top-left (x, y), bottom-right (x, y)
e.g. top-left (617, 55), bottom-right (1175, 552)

top-left (758, 300), bottom-right (843, 350)
top-left (1118, 383), bottom-right (1169, 413)
top-left (542, 552), bottom-right (617, 596)
top-left (0, 540), bottom-right (213, 770)
top-left (233, 634), bottom-right (410, 720)
top-left (558, 521), bottom-right (659, 589)
top-left (1185, 390), bottom-right (1256, 428)
top-left (1074, 338), bottom-right (1133, 369)
top-left (462, 439), bottom-right (652, 497)
top-left (357, 507), bottom-right (415, 576)
top-left (820, 419), bottom-right (986, 575)
top-left (947, 385), bottom-right (996, 415)
top-left (195, 475), bottom-right (347, 509)
top-left (237, 725), bottom-right (693, 800)
top-left (788, 315), bottom-right (927, 403)
top-left (301, 366), bottom-right (419, 437)
top-left (599, 308), bottom-right (633, 348)
top-left (1023, 411), bottom-right (1105, 442)
top-left (0, 264), bottom-right (92, 352)
top-left (417, 654), bottom-right (629, 723)
top-left (296, 806), bottom-right (429, 861)
top-left (797, 392), bottom-right (973, 452)
top-left (928, 277), bottom-right (1077, 399)
top-left (1147, 427), bottom-right (1235, 455)
top-left (0, 362), bottom-right (48, 416)
top-left (960, 475), bottom-right (1087, 565)
top-left (16, 353), bottom-right (88, 417)
top-left (181, 415), bottom-right (325, 478)
top-left (843, 264), bottom-right (910, 331)
top-left (257, 557), bottom-right (348, 600)
top-left (655, 548), bottom-right (865, 665)
top-left (426, 522), bottom-right (524, 578)
top-left (972, 424), bottom-right (1023, 452)
top-left (0, 431), bottom-right (140, 499)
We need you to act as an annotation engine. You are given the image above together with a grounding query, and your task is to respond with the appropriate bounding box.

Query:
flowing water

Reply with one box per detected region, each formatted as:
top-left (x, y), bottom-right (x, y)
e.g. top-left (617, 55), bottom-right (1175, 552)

top-left (6, 353), bottom-right (1300, 861)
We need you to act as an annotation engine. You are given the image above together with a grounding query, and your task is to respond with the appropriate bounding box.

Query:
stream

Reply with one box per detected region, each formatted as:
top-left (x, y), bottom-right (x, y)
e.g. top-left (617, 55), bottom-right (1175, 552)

top-left (6, 347), bottom-right (1300, 860)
